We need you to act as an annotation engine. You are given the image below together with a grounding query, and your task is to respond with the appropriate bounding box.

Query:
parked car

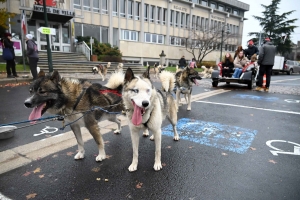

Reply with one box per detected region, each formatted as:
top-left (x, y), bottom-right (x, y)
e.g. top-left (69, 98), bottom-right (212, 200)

top-left (285, 60), bottom-right (300, 75)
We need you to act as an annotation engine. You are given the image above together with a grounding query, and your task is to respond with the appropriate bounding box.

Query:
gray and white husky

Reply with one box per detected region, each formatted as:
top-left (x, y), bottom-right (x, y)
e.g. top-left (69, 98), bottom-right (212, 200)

top-left (122, 67), bottom-right (179, 172)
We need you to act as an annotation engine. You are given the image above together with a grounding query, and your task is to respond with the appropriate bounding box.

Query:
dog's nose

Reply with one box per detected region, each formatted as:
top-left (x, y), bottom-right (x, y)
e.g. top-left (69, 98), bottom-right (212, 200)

top-left (24, 101), bottom-right (32, 108)
top-left (142, 100), bottom-right (149, 108)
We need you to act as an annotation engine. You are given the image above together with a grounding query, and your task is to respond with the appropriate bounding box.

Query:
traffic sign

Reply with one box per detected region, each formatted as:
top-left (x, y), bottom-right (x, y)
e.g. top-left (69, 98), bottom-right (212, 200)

top-left (37, 27), bottom-right (56, 35)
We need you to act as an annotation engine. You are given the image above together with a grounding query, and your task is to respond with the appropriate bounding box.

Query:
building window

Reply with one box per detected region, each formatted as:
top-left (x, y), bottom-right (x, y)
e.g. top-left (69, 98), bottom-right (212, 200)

top-left (200, 17), bottom-right (204, 29)
top-left (101, 26), bottom-right (109, 43)
top-left (150, 5), bottom-right (155, 22)
top-left (83, 0), bottom-right (90, 11)
top-left (186, 14), bottom-right (189, 28)
top-left (102, 0), bottom-right (108, 14)
top-left (170, 10), bottom-right (174, 26)
top-left (181, 13), bottom-right (185, 28)
top-left (145, 33), bottom-right (164, 44)
top-left (201, 0), bottom-right (207, 6)
top-left (163, 8), bottom-right (167, 25)
top-left (192, 15), bottom-right (195, 29)
top-left (135, 1), bottom-right (140, 20)
top-left (218, 5), bottom-right (224, 11)
top-left (196, 16), bottom-right (200, 30)
top-left (226, 7), bottom-right (232, 13)
top-left (157, 7), bottom-right (161, 23)
top-left (113, 0), bottom-right (118, 16)
top-left (128, 0), bottom-right (133, 19)
top-left (120, 0), bottom-right (126, 17)
top-left (170, 36), bottom-right (186, 47)
top-left (233, 10), bottom-right (239, 15)
top-left (210, 2), bottom-right (216, 9)
top-left (144, 4), bottom-right (149, 21)
top-left (122, 30), bottom-right (138, 41)
top-left (236, 26), bottom-right (239, 35)
top-left (74, 0), bottom-right (81, 9)
top-left (93, 0), bottom-right (99, 12)
top-left (175, 11), bottom-right (179, 27)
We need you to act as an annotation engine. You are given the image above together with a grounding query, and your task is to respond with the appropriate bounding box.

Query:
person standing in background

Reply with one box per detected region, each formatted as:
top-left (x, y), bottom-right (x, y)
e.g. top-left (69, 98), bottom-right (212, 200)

top-left (255, 38), bottom-right (276, 92)
top-left (2, 33), bottom-right (18, 78)
top-left (178, 56), bottom-right (186, 69)
top-left (25, 34), bottom-right (39, 80)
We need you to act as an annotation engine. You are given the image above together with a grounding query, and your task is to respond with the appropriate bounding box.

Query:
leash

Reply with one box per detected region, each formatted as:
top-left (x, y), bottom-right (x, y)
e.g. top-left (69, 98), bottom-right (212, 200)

top-left (0, 104), bottom-right (123, 133)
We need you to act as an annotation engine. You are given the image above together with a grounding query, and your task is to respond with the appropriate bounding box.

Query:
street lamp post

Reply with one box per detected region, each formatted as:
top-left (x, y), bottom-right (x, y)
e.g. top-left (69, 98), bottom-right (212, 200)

top-left (219, 25), bottom-right (230, 62)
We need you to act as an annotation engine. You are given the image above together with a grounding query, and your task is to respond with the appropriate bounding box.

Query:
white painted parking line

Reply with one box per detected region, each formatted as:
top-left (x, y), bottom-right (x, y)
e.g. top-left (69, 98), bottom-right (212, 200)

top-left (195, 100), bottom-right (300, 115)
top-left (272, 78), bottom-right (300, 83)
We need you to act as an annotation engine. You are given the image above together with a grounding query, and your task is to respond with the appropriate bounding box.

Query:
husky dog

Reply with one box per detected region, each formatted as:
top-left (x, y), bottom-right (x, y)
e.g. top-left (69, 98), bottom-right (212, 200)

top-left (123, 67), bottom-right (179, 172)
top-left (92, 62), bottom-right (111, 81)
top-left (24, 71), bottom-right (124, 162)
top-left (175, 65), bottom-right (182, 73)
top-left (115, 63), bottom-right (124, 73)
top-left (175, 67), bottom-right (202, 110)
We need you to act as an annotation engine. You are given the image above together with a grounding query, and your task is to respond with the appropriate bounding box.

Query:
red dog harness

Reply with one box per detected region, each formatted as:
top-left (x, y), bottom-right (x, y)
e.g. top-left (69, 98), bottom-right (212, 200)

top-left (99, 89), bottom-right (122, 97)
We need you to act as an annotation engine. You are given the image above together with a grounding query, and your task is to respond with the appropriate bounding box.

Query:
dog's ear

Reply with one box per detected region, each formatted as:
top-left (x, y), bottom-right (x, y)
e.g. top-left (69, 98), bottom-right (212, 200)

top-left (50, 70), bottom-right (61, 83)
top-left (38, 70), bottom-right (45, 77)
top-left (142, 66), bottom-right (151, 79)
top-left (124, 68), bottom-right (134, 82)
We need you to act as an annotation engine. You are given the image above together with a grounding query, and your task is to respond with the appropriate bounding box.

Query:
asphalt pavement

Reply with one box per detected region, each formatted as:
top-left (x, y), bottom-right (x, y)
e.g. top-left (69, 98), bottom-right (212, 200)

top-left (0, 73), bottom-right (299, 200)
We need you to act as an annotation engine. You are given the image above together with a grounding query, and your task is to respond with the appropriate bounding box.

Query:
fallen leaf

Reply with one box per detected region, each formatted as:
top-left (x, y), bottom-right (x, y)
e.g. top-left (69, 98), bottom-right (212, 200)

top-left (96, 178), bottom-right (101, 181)
top-left (136, 182), bottom-right (143, 189)
top-left (105, 179), bottom-right (109, 182)
top-left (45, 135), bottom-right (51, 138)
top-left (104, 141), bottom-right (110, 144)
top-left (106, 155), bottom-right (112, 159)
top-left (52, 154), bottom-right (58, 158)
top-left (269, 159), bottom-right (277, 164)
top-left (92, 167), bottom-right (100, 172)
top-left (250, 114), bottom-right (254, 116)
top-left (250, 147), bottom-right (256, 151)
top-left (221, 153), bottom-right (228, 156)
top-left (26, 193), bottom-right (37, 199)
top-left (162, 163), bottom-right (167, 167)
top-left (66, 152), bottom-right (74, 156)
top-left (166, 146), bottom-right (172, 149)
top-left (189, 146), bottom-right (194, 149)
top-left (33, 168), bottom-right (41, 174)
top-left (36, 157), bottom-right (41, 161)
top-left (23, 171), bottom-right (31, 176)
top-left (39, 174), bottom-right (45, 178)
top-left (7, 90), bottom-right (10, 92)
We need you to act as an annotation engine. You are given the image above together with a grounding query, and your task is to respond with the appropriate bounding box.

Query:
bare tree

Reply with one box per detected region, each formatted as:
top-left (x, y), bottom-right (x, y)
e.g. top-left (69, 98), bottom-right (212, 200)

top-left (185, 23), bottom-right (238, 65)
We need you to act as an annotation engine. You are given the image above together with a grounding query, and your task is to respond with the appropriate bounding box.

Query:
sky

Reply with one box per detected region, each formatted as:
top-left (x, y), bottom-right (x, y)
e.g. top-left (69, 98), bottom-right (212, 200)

top-left (239, 0), bottom-right (300, 47)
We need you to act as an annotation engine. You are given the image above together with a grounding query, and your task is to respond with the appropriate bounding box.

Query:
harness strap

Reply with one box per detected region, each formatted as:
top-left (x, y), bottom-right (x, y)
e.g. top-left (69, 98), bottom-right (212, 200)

top-left (73, 88), bottom-right (87, 111)
top-left (99, 89), bottom-right (122, 97)
top-left (143, 111), bottom-right (152, 128)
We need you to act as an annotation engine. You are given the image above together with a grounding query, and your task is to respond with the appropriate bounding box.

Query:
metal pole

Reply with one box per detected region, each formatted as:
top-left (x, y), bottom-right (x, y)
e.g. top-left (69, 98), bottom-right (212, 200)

top-left (220, 29), bottom-right (224, 62)
top-left (43, 0), bottom-right (53, 72)
top-left (258, 31), bottom-right (262, 47)
top-left (20, 10), bottom-right (26, 71)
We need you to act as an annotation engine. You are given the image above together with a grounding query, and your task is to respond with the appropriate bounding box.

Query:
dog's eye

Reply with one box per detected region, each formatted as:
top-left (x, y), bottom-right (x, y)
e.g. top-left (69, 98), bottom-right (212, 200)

top-left (29, 88), bottom-right (33, 93)
top-left (131, 89), bottom-right (139, 93)
top-left (146, 89), bottom-right (150, 93)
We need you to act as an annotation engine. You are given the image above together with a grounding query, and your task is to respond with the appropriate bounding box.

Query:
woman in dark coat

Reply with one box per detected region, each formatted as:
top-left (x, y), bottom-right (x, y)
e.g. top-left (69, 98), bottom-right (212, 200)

top-left (2, 33), bottom-right (18, 78)
top-left (222, 53), bottom-right (234, 78)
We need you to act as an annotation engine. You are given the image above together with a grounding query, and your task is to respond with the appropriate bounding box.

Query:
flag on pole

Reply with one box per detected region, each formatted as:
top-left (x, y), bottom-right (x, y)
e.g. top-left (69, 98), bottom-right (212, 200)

top-left (21, 10), bottom-right (26, 35)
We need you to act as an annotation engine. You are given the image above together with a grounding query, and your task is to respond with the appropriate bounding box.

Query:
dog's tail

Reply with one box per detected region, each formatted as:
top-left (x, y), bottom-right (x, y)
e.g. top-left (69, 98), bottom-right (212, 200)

top-left (107, 62), bottom-right (111, 68)
top-left (105, 71), bottom-right (124, 89)
top-left (159, 71), bottom-right (175, 93)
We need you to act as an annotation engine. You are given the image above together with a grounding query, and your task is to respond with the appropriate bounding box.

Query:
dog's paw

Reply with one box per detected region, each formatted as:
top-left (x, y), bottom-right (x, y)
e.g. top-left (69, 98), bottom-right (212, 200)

top-left (74, 151), bottom-right (85, 160)
top-left (187, 107), bottom-right (191, 111)
top-left (143, 129), bottom-right (149, 137)
top-left (128, 163), bottom-right (138, 172)
top-left (173, 136), bottom-right (180, 141)
top-left (153, 162), bottom-right (162, 171)
top-left (95, 154), bottom-right (106, 162)
top-left (114, 130), bottom-right (121, 134)
top-left (149, 135), bottom-right (154, 141)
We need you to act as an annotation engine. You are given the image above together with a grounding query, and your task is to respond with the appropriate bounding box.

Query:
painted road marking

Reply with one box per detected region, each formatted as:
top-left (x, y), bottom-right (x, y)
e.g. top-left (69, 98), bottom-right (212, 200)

top-left (162, 118), bottom-right (257, 154)
top-left (34, 126), bottom-right (58, 137)
top-left (232, 94), bottom-right (279, 102)
top-left (285, 99), bottom-right (300, 103)
top-left (195, 101), bottom-right (300, 115)
top-left (266, 140), bottom-right (300, 156)
top-left (272, 78), bottom-right (300, 83)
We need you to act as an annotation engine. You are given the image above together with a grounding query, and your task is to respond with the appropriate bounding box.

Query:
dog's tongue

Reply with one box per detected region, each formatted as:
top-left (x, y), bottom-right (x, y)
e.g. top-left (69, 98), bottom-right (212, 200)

top-left (29, 103), bottom-right (45, 122)
top-left (193, 79), bottom-right (199, 86)
top-left (132, 103), bottom-right (143, 126)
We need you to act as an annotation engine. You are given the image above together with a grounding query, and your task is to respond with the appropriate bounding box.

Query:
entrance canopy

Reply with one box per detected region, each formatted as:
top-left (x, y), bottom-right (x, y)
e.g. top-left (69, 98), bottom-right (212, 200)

top-left (30, 5), bottom-right (74, 24)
